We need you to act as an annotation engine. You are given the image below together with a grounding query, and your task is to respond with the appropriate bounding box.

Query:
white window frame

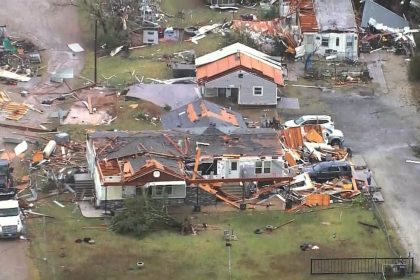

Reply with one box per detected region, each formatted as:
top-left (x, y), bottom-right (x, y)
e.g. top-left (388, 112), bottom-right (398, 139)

top-left (321, 37), bottom-right (329, 47)
top-left (263, 161), bottom-right (271, 174)
top-left (253, 86), bottom-right (263, 96)
top-left (255, 161), bottom-right (271, 174)
top-left (255, 161), bottom-right (262, 174)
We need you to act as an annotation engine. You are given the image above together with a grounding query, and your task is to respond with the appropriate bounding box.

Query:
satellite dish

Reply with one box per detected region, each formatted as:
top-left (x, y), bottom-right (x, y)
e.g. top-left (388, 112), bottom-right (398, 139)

top-left (153, 170), bottom-right (161, 178)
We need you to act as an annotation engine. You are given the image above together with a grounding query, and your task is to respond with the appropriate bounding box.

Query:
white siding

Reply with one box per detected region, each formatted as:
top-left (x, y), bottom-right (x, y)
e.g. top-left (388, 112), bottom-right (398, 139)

top-left (303, 32), bottom-right (358, 60)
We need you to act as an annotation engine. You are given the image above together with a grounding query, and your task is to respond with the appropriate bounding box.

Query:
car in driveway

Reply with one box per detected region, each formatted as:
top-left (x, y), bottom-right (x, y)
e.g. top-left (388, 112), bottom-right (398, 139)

top-left (284, 115), bottom-right (334, 131)
top-left (302, 161), bottom-right (352, 182)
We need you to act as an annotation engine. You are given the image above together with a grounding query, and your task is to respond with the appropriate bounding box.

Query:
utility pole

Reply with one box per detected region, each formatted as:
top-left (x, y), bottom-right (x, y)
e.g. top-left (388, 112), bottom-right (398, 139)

top-left (94, 18), bottom-right (98, 85)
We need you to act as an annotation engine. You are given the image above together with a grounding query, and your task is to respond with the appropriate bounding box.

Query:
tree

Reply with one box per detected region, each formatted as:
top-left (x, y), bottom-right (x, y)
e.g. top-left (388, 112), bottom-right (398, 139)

top-left (110, 196), bottom-right (181, 237)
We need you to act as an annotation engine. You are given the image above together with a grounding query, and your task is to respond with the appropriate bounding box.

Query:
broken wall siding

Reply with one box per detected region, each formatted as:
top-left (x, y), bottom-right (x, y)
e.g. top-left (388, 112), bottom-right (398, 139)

top-left (304, 32), bottom-right (358, 60)
top-left (214, 157), bottom-right (285, 179)
top-left (93, 165), bottom-right (104, 206)
top-left (86, 140), bottom-right (96, 177)
top-left (205, 70), bottom-right (277, 105)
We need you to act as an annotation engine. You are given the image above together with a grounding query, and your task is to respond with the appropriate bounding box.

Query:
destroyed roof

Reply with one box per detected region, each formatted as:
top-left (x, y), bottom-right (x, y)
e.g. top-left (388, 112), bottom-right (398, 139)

top-left (298, 0), bottom-right (319, 33)
top-left (89, 128), bottom-right (284, 184)
top-left (89, 131), bottom-right (187, 161)
top-left (195, 43), bottom-right (284, 85)
top-left (314, 0), bottom-right (357, 32)
top-left (361, 0), bottom-right (409, 29)
top-left (89, 128), bottom-right (283, 160)
top-left (126, 84), bottom-right (201, 110)
top-left (161, 100), bottom-right (246, 131)
top-left (232, 20), bottom-right (283, 35)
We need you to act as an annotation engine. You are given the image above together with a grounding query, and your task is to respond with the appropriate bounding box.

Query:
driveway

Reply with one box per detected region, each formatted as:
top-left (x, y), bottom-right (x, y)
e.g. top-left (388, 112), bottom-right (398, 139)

top-left (282, 52), bottom-right (420, 266)
top-left (0, 1), bottom-right (84, 279)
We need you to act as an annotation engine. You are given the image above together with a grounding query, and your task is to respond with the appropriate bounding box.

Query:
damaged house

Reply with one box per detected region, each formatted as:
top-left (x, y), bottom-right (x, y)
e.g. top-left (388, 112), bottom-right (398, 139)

top-left (86, 129), bottom-right (285, 208)
top-left (196, 43), bottom-right (285, 106)
top-left (283, 0), bottom-right (358, 59)
top-left (161, 99), bottom-right (247, 134)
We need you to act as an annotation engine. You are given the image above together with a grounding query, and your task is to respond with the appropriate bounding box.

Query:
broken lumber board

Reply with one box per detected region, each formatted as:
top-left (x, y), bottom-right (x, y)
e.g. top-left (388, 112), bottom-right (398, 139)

top-left (25, 210), bottom-right (55, 218)
top-left (87, 95), bottom-right (93, 114)
top-left (358, 221), bottom-right (379, 229)
top-left (0, 121), bottom-right (56, 132)
top-left (273, 219), bottom-right (295, 230)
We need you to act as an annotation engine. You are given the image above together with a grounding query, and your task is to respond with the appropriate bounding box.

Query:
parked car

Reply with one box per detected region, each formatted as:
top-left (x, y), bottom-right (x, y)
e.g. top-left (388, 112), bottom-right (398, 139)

top-left (302, 161), bottom-right (352, 182)
top-left (284, 115), bottom-right (334, 131)
top-left (323, 128), bottom-right (344, 147)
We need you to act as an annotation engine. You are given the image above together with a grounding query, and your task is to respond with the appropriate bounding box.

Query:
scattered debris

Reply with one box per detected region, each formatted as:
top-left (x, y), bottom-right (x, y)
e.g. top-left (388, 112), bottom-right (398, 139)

top-left (67, 43), bottom-right (84, 53)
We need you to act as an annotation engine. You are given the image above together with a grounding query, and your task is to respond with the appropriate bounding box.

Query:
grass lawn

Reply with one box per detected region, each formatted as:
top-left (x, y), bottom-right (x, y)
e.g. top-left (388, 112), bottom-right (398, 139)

top-left (160, 0), bottom-right (243, 27)
top-left (28, 196), bottom-right (413, 280)
top-left (80, 34), bottom-right (224, 88)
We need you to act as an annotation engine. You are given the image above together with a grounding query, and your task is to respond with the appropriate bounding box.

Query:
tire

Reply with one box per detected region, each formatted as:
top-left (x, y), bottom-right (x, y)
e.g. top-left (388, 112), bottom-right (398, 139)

top-left (330, 139), bottom-right (341, 147)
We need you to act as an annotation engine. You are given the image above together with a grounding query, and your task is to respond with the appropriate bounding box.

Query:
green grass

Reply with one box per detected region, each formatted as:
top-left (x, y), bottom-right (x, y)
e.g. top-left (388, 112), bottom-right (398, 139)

top-left (28, 197), bottom-right (412, 280)
top-left (160, 0), bottom-right (239, 27)
top-left (80, 34), bottom-right (223, 88)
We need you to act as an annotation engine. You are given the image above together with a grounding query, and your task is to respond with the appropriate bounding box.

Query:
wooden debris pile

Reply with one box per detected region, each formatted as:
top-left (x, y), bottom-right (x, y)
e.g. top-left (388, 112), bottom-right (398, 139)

top-left (0, 89), bottom-right (29, 121)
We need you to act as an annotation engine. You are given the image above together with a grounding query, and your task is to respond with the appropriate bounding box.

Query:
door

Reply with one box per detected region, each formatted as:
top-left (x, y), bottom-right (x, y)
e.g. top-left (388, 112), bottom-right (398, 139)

top-left (228, 160), bottom-right (239, 178)
top-left (230, 88), bottom-right (239, 103)
top-left (345, 34), bottom-right (354, 60)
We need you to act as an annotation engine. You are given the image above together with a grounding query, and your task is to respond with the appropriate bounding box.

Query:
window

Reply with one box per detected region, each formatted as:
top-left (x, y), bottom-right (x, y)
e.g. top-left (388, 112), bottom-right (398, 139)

top-left (328, 166), bottom-right (340, 172)
top-left (305, 120), bottom-right (318, 125)
top-left (346, 41), bottom-right (353, 47)
top-left (294, 117), bottom-right (305, 125)
top-left (255, 161), bottom-right (271, 174)
top-left (340, 166), bottom-right (350, 172)
top-left (165, 186), bottom-right (173, 195)
top-left (319, 119), bottom-right (329, 124)
top-left (155, 185), bottom-right (173, 196)
top-left (253, 87), bottom-right (263, 96)
top-left (336, 37), bottom-right (340, 47)
top-left (321, 37), bottom-right (329, 47)
top-left (231, 161), bottom-right (238, 171)
top-left (155, 186), bottom-right (163, 195)
top-left (263, 161), bottom-right (271, 174)
top-left (255, 161), bottom-right (262, 174)
top-left (238, 73), bottom-right (244, 78)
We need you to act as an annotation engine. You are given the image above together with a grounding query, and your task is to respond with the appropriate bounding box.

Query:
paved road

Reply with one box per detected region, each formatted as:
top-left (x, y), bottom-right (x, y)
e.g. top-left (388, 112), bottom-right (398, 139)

top-left (0, 1), bottom-right (84, 279)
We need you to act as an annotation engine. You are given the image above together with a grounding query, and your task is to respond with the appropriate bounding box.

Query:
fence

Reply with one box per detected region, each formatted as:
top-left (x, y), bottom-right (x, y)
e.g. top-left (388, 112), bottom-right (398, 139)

top-left (310, 257), bottom-right (414, 275)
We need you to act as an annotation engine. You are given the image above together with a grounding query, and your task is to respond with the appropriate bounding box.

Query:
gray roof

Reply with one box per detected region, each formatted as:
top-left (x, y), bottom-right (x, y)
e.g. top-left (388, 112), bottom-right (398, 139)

top-left (126, 84), bottom-right (201, 110)
top-left (161, 100), bottom-right (247, 131)
top-left (89, 128), bottom-right (283, 161)
top-left (314, 0), bottom-right (357, 32)
top-left (361, 0), bottom-right (409, 29)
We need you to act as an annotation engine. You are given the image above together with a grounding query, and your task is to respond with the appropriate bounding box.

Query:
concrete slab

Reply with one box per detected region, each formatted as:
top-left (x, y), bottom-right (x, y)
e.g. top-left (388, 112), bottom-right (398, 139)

top-left (78, 201), bottom-right (103, 218)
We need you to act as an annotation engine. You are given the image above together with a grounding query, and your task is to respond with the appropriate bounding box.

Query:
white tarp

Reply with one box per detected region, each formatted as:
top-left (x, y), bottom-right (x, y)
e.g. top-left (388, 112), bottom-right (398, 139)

top-left (67, 43), bottom-right (84, 53)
